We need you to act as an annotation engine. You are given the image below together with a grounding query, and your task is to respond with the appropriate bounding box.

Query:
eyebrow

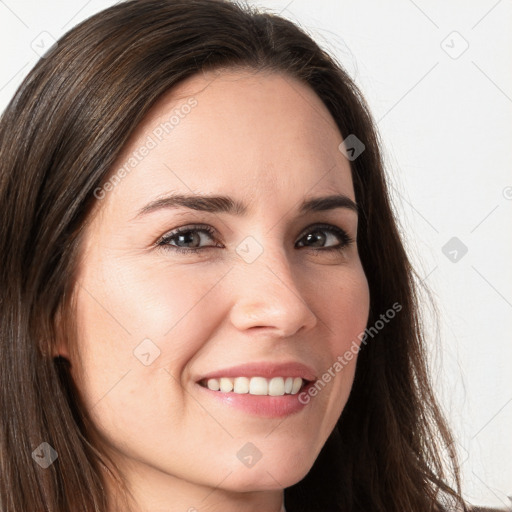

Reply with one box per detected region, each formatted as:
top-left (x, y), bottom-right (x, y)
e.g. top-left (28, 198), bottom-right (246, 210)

top-left (133, 193), bottom-right (358, 220)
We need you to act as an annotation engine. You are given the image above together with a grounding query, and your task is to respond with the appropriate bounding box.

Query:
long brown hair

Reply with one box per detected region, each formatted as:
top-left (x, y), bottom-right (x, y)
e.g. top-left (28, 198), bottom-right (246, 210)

top-left (0, 1), bottom-right (470, 511)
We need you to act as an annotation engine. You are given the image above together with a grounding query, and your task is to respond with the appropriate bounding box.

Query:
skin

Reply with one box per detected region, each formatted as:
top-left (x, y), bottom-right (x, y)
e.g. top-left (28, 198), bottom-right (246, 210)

top-left (56, 68), bottom-right (370, 512)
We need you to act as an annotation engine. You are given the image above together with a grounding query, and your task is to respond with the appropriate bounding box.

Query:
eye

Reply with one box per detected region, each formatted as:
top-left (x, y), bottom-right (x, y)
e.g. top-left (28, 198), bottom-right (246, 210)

top-left (156, 223), bottom-right (354, 255)
top-left (296, 223), bottom-right (354, 253)
top-left (156, 224), bottom-right (220, 254)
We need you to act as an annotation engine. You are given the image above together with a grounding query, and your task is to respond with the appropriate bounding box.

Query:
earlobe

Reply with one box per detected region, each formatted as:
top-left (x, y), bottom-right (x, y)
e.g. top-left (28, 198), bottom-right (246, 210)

top-left (52, 343), bottom-right (70, 360)
top-left (51, 330), bottom-right (70, 359)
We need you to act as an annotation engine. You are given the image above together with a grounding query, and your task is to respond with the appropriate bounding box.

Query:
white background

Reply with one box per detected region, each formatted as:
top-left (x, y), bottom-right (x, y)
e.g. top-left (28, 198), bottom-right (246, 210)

top-left (1, 0), bottom-right (510, 508)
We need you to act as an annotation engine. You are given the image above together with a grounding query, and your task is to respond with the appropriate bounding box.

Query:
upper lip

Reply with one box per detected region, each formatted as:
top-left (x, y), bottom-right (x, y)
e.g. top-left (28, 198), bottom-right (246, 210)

top-left (195, 361), bottom-right (318, 383)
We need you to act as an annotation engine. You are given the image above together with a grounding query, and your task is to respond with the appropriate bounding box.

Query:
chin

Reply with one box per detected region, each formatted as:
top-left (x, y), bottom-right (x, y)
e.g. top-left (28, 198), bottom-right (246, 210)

top-left (220, 457), bottom-right (314, 492)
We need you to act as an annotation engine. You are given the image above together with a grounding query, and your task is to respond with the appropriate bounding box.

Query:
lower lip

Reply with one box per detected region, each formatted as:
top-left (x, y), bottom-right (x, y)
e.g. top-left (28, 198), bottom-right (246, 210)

top-left (195, 381), bottom-right (316, 418)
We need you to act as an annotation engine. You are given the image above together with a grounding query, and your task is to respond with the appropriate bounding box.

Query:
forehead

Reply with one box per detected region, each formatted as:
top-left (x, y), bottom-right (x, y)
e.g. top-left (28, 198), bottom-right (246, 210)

top-left (97, 68), bottom-right (354, 220)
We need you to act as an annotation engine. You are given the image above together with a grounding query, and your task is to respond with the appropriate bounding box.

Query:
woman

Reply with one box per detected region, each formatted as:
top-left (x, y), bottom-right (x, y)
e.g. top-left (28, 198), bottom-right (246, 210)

top-left (0, 1), bottom-right (477, 511)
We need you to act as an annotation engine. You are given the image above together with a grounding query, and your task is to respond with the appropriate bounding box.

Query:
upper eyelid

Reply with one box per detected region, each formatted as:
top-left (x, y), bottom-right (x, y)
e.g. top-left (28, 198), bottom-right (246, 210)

top-left (160, 224), bottom-right (215, 240)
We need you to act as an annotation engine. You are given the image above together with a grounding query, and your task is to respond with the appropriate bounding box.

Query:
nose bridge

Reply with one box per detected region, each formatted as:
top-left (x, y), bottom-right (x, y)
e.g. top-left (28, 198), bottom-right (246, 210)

top-left (227, 234), bottom-right (318, 336)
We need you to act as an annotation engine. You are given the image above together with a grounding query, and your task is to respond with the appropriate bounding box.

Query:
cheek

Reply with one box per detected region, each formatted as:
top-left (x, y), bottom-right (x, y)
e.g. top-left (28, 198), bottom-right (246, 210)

top-left (76, 253), bottom-right (221, 343)
top-left (70, 255), bottom-right (230, 397)
top-left (69, 257), bottom-right (219, 458)
top-left (305, 264), bottom-right (369, 418)
top-left (321, 263), bottom-right (370, 352)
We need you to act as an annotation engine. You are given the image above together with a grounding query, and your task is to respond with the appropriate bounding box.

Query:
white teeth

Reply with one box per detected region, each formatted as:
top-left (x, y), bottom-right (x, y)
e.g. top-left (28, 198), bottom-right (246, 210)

top-left (233, 377), bottom-right (250, 394)
top-left (207, 378), bottom-right (220, 391)
top-left (268, 377), bottom-right (285, 396)
top-left (219, 377), bottom-right (233, 392)
top-left (291, 377), bottom-right (302, 394)
top-left (202, 376), bottom-right (306, 396)
top-left (249, 377), bottom-right (268, 395)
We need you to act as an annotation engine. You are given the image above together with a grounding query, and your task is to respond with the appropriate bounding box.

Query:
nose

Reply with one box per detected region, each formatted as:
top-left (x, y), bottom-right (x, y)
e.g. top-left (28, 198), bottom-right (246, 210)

top-left (227, 244), bottom-right (318, 338)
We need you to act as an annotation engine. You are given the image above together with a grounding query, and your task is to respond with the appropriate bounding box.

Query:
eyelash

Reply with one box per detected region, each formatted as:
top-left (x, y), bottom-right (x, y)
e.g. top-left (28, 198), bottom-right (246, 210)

top-left (156, 223), bottom-right (354, 255)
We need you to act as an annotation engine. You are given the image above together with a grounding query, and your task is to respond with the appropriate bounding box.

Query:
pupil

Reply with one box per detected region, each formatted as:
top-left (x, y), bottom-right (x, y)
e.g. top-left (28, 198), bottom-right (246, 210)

top-left (179, 231), bottom-right (198, 247)
top-left (306, 231), bottom-right (324, 246)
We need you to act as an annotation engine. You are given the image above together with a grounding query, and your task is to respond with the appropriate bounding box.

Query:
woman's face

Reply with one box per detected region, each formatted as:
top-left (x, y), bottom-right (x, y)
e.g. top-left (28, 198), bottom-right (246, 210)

top-left (64, 69), bottom-right (370, 506)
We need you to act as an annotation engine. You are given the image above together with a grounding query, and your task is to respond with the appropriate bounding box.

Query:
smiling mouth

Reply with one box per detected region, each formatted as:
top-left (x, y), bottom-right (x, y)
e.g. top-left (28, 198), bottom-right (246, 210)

top-left (198, 376), bottom-right (312, 396)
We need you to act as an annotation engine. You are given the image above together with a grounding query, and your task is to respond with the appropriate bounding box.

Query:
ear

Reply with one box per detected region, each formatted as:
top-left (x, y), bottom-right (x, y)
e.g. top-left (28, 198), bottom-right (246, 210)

top-left (53, 340), bottom-right (70, 359)
top-left (52, 304), bottom-right (71, 359)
